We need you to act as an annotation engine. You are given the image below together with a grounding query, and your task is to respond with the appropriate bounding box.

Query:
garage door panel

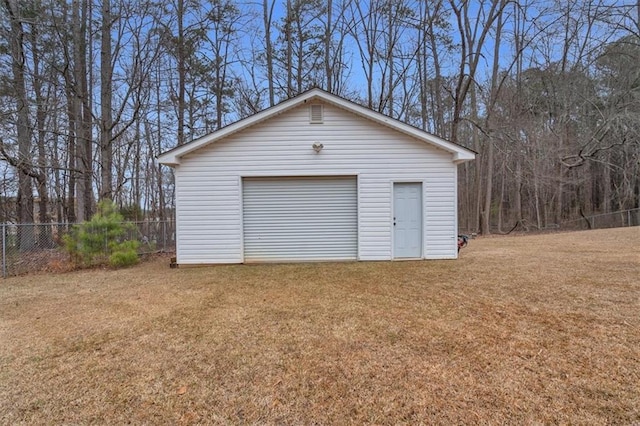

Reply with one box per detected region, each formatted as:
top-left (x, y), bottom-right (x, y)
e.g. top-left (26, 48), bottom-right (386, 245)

top-left (243, 177), bottom-right (357, 261)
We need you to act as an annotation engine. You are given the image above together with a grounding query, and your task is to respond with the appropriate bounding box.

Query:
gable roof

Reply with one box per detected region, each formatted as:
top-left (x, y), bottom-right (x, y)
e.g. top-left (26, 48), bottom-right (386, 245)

top-left (157, 88), bottom-right (476, 166)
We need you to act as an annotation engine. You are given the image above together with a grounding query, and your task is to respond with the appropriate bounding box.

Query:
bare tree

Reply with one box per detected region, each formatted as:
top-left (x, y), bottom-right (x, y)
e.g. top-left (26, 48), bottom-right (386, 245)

top-left (348, 0), bottom-right (384, 109)
top-left (448, 0), bottom-right (507, 145)
top-left (0, 0), bottom-right (636, 234)
top-left (26, 2), bottom-right (50, 227)
top-left (3, 0), bottom-right (34, 248)
top-left (263, 0), bottom-right (276, 105)
top-left (206, 0), bottom-right (243, 129)
top-left (73, 0), bottom-right (94, 222)
top-left (100, 0), bottom-right (114, 200)
top-left (413, 0), bottom-right (449, 134)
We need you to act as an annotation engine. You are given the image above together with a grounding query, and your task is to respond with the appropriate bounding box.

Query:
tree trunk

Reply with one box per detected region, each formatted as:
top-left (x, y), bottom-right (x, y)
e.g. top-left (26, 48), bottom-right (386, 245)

top-left (325, 0), bottom-right (332, 93)
top-left (100, 0), bottom-right (113, 200)
top-left (5, 0), bottom-right (35, 250)
top-left (285, 0), bottom-right (293, 97)
top-left (29, 21), bottom-right (49, 227)
top-left (155, 69), bottom-right (166, 222)
top-left (481, 7), bottom-right (504, 235)
top-left (386, 0), bottom-right (394, 117)
top-left (497, 165), bottom-right (506, 233)
top-left (74, 0), bottom-right (93, 222)
top-left (177, 0), bottom-right (186, 145)
top-left (263, 0), bottom-right (275, 106)
top-left (470, 85), bottom-right (482, 233)
top-left (603, 153), bottom-right (611, 213)
top-left (64, 71), bottom-right (77, 223)
top-left (295, 17), bottom-right (303, 93)
top-left (515, 158), bottom-right (523, 223)
top-left (426, 2), bottom-right (445, 135)
top-left (533, 170), bottom-right (542, 230)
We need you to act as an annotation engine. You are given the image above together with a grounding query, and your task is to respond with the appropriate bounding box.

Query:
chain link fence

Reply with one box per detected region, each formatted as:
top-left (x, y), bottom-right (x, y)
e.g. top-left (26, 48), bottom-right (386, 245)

top-left (465, 208), bottom-right (640, 235)
top-left (559, 208), bottom-right (640, 231)
top-left (1, 221), bottom-right (175, 278)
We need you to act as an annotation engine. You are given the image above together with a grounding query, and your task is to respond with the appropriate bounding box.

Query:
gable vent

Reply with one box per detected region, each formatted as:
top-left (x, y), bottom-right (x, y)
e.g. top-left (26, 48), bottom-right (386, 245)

top-left (309, 104), bottom-right (324, 123)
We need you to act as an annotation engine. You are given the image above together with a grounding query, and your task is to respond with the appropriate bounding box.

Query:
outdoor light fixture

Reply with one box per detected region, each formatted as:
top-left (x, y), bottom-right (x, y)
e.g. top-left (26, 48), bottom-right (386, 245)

top-left (312, 142), bottom-right (324, 153)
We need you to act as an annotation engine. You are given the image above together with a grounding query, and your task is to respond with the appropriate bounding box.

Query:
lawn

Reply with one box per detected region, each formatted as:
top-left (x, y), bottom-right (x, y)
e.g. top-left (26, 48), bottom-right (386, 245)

top-left (1, 228), bottom-right (638, 424)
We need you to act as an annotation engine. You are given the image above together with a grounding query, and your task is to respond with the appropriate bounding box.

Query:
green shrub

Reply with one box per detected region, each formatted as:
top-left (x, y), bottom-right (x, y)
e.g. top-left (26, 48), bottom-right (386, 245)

top-left (109, 242), bottom-right (139, 268)
top-left (64, 200), bottom-right (140, 268)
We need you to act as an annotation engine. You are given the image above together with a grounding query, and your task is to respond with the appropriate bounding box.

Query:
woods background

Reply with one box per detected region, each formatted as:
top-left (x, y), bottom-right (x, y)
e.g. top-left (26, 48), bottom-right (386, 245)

top-left (1, 0), bottom-right (638, 235)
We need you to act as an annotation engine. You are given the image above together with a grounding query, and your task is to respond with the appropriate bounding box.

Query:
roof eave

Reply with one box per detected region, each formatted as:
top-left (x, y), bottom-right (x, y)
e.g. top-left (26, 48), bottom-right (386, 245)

top-left (453, 152), bottom-right (476, 164)
top-left (158, 158), bottom-right (179, 167)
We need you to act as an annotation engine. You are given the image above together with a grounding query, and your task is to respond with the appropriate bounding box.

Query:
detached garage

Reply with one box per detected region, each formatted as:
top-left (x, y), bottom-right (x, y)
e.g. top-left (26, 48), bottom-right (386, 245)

top-left (158, 88), bottom-right (475, 265)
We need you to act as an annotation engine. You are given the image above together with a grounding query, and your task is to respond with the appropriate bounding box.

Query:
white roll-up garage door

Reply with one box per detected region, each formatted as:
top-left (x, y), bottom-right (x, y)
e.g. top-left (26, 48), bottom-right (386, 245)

top-left (242, 176), bottom-right (357, 262)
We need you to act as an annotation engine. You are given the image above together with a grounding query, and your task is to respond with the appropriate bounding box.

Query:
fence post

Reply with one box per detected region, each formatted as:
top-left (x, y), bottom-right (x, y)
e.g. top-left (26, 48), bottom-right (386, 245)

top-left (2, 223), bottom-right (6, 279)
top-left (628, 210), bottom-right (631, 227)
top-left (162, 221), bottom-right (166, 252)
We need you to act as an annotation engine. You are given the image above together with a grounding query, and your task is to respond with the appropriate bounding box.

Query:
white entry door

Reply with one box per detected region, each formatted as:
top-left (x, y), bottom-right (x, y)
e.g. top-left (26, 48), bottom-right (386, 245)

top-left (393, 182), bottom-right (423, 258)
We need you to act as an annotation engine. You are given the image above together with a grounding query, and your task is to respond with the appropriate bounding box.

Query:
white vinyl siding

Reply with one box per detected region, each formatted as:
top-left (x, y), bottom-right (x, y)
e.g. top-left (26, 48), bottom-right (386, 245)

top-left (174, 101), bottom-right (458, 264)
top-left (242, 177), bottom-right (357, 261)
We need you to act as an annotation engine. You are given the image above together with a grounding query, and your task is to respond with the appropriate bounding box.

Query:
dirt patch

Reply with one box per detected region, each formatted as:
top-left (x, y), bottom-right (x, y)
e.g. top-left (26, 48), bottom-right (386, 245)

top-left (1, 227), bottom-right (638, 424)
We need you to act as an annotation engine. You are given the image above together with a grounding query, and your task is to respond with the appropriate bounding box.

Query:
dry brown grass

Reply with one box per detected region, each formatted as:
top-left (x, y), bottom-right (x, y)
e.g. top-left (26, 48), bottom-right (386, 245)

top-left (1, 228), bottom-right (638, 424)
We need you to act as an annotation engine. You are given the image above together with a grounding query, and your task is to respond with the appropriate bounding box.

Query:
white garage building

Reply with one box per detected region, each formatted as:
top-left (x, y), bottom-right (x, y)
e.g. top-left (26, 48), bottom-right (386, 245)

top-left (158, 89), bottom-right (475, 265)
